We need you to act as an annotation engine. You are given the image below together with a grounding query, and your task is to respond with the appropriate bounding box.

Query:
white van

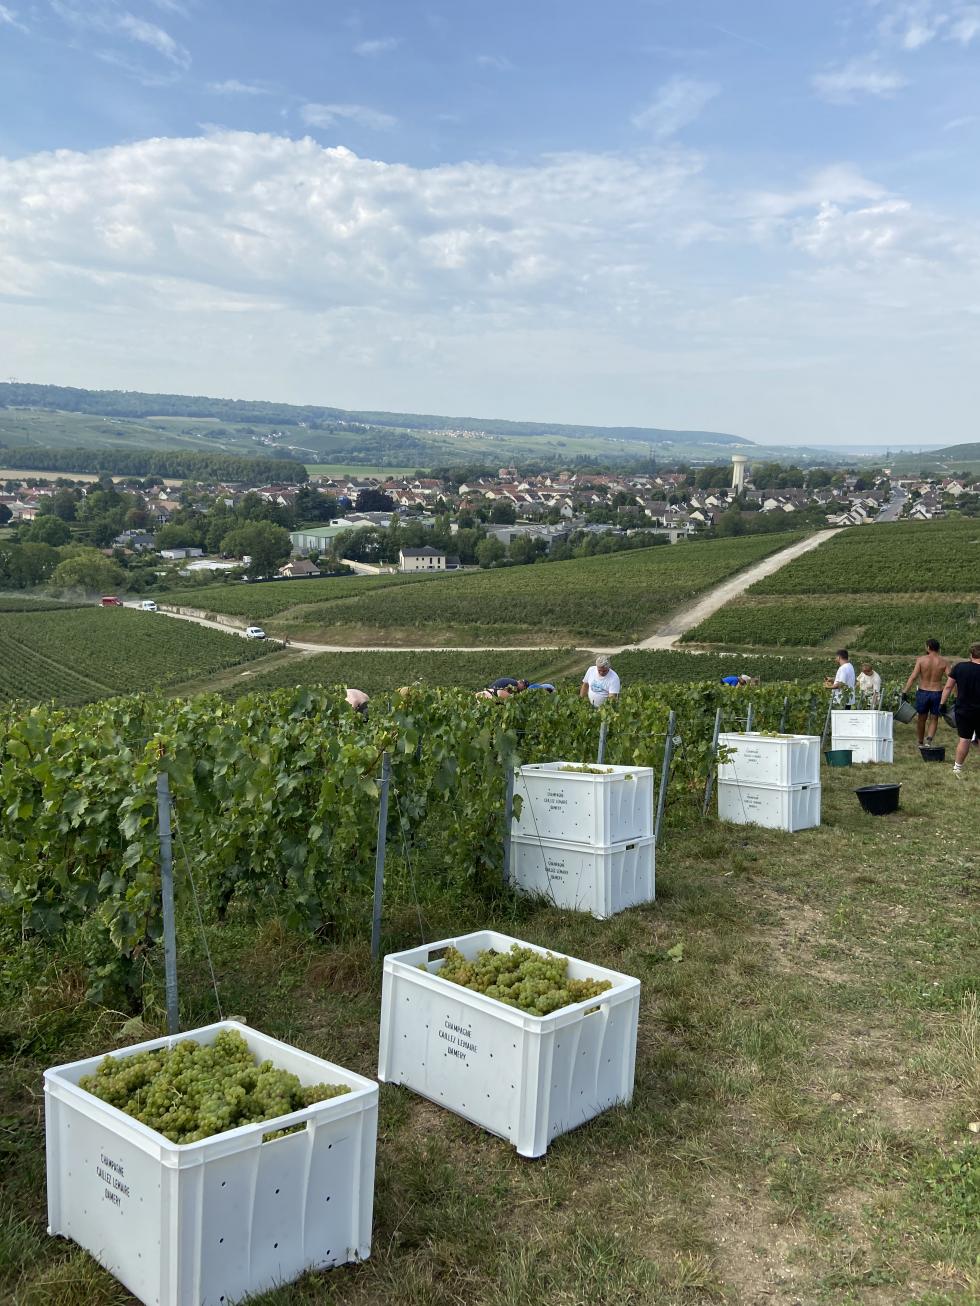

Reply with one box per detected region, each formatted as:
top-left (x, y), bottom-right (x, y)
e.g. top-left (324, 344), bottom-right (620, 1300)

top-left (140, 600), bottom-right (158, 612)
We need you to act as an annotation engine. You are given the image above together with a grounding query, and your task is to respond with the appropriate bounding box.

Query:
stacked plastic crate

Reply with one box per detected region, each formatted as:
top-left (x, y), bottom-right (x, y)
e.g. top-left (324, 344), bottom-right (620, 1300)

top-left (716, 732), bottom-right (821, 832)
top-left (509, 762), bottom-right (655, 919)
top-left (831, 710), bottom-right (894, 764)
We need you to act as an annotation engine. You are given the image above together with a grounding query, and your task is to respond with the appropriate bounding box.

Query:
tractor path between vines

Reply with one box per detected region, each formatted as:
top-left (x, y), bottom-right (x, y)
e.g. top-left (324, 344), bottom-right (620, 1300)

top-left (141, 529), bottom-right (842, 655)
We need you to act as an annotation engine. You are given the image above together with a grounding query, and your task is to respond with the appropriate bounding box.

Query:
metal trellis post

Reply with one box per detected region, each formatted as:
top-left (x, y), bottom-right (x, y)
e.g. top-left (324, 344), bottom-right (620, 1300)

top-left (502, 753), bottom-right (516, 886)
top-left (702, 706), bottom-right (723, 818)
top-left (370, 752), bottom-right (392, 963)
top-left (654, 710), bottom-right (677, 848)
top-left (779, 696), bottom-right (789, 734)
top-left (597, 719), bottom-right (608, 765)
top-left (157, 771), bottom-right (179, 1036)
top-left (745, 701), bottom-right (754, 732)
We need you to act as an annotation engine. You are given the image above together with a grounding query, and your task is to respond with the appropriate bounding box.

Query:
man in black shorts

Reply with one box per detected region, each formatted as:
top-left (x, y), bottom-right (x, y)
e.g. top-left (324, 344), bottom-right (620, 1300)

top-left (940, 643), bottom-right (980, 776)
top-left (903, 638), bottom-right (951, 746)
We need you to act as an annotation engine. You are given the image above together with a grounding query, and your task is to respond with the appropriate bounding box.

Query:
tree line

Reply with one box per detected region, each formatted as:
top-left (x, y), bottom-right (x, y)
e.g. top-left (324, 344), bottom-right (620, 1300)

top-left (0, 444), bottom-right (308, 483)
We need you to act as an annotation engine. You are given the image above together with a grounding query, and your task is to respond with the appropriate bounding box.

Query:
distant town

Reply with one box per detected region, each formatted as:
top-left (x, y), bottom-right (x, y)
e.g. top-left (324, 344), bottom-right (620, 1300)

top-left (1, 458), bottom-right (977, 595)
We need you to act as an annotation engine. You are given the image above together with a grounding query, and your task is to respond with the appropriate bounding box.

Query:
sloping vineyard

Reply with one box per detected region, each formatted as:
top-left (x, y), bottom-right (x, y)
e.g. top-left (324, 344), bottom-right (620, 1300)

top-left (0, 609), bottom-right (275, 706)
top-left (748, 518), bottom-right (978, 595)
top-left (270, 533), bottom-right (804, 644)
top-left (160, 573), bottom-right (429, 619)
top-left (682, 595), bottom-right (978, 654)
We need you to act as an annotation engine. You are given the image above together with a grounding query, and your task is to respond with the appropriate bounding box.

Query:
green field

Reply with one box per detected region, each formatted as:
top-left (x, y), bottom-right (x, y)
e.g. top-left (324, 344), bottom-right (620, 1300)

top-left (0, 608), bottom-right (275, 706)
top-left (682, 594), bottom-right (978, 656)
top-left (749, 518), bottom-right (978, 594)
top-left (224, 648), bottom-right (578, 697)
top-left (160, 574), bottom-right (432, 620)
top-left (210, 534), bottom-right (800, 646)
top-left (0, 594), bottom-right (87, 613)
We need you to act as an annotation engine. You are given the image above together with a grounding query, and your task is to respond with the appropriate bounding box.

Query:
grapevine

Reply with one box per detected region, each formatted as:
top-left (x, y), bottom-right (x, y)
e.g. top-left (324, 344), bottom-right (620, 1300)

top-left (77, 1029), bottom-right (349, 1143)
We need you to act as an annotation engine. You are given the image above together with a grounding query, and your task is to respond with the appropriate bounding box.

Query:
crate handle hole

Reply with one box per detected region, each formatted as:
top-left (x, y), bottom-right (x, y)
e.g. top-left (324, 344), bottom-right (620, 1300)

top-left (427, 946), bottom-right (448, 962)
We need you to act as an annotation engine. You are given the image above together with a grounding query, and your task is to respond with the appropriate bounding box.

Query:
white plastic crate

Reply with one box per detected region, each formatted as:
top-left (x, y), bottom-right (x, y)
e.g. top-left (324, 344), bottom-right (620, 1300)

top-left (509, 832), bottom-right (655, 920)
top-left (717, 732), bottom-right (820, 787)
top-left (513, 761), bottom-right (654, 845)
top-left (831, 710), bottom-right (893, 741)
top-left (45, 1021), bottom-right (378, 1306)
top-left (377, 930), bottom-right (640, 1158)
top-left (831, 736), bottom-right (894, 764)
top-left (718, 780), bottom-right (821, 832)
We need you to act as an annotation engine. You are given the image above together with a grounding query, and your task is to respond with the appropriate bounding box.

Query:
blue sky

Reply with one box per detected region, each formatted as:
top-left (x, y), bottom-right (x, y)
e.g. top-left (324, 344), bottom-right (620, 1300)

top-left (1, 1), bottom-right (978, 444)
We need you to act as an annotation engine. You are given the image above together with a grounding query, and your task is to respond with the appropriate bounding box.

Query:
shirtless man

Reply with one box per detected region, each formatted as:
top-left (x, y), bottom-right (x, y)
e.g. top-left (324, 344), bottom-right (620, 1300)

top-left (903, 638), bottom-right (951, 745)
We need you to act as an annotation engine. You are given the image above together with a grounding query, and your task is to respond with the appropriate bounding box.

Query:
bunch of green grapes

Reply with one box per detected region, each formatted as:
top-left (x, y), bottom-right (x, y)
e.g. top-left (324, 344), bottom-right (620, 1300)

top-left (78, 1029), bottom-right (350, 1144)
top-left (433, 944), bottom-right (612, 1016)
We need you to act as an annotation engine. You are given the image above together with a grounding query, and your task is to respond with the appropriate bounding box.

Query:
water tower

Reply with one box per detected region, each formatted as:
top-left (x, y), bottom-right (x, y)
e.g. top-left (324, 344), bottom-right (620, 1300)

top-left (731, 455), bottom-right (748, 492)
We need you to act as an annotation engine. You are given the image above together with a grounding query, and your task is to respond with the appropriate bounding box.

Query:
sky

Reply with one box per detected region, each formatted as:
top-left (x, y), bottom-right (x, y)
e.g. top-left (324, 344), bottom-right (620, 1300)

top-left (1, 1), bottom-right (979, 445)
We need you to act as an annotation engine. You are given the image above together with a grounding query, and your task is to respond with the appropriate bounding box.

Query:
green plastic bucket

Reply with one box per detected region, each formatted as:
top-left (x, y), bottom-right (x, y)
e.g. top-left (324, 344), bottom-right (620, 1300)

top-left (824, 749), bottom-right (853, 767)
top-left (894, 701), bottom-right (917, 725)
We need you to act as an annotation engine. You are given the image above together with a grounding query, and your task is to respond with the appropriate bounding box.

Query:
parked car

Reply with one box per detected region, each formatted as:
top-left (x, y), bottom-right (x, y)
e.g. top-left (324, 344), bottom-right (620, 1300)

top-left (99, 596), bottom-right (123, 607)
top-left (139, 600), bottom-right (158, 612)
top-left (244, 626), bottom-right (266, 640)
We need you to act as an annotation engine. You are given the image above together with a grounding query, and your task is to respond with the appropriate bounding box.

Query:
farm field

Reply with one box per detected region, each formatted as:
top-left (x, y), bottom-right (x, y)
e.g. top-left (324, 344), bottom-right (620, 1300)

top-left (247, 533), bottom-right (805, 646)
top-left (1, 722), bottom-right (977, 1306)
top-left (0, 594), bottom-right (87, 613)
top-left (160, 572), bottom-right (434, 620)
top-left (0, 608), bottom-right (274, 706)
top-left (748, 518), bottom-right (978, 594)
top-left (682, 594), bottom-right (979, 656)
top-left (221, 646), bottom-right (916, 702)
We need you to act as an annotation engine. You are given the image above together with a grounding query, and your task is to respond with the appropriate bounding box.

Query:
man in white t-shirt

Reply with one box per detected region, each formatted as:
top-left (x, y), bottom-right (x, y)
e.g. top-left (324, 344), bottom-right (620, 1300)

top-left (580, 654), bottom-right (621, 707)
top-left (824, 649), bottom-right (856, 703)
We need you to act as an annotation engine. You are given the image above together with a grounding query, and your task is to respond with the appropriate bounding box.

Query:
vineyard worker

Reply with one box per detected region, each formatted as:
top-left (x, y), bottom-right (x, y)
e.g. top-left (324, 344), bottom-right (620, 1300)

top-left (857, 662), bottom-right (882, 708)
top-left (580, 655), bottom-right (620, 707)
top-left (486, 677), bottom-right (529, 696)
top-left (903, 638), bottom-right (951, 746)
top-left (721, 674), bottom-right (757, 687)
top-left (527, 682), bottom-right (556, 693)
top-left (824, 649), bottom-right (855, 703)
top-left (346, 687), bottom-right (369, 716)
top-left (940, 643), bottom-right (980, 777)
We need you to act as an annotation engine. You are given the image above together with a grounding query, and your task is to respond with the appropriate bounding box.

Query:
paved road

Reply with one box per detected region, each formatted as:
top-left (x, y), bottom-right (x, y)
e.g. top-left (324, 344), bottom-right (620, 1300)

top-left (140, 529), bottom-right (841, 656)
top-left (875, 489), bottom-right (907, 523)
top-left (632, 528), bottom-right (843, 650)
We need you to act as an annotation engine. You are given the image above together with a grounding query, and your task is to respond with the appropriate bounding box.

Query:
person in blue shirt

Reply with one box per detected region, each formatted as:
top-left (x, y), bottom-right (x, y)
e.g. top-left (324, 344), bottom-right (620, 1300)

top-left (721, 674), bottom-right (757, 687)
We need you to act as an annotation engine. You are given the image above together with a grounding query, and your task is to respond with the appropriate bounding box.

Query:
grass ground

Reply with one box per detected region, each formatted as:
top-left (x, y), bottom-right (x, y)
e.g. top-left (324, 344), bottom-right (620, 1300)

top-left (2, 728), bottom-right (977, 1305)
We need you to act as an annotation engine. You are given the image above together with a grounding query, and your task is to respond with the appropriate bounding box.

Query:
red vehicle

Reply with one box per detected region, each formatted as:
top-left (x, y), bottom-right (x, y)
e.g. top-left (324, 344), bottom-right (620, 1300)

top-left (99, 596), bottom-right (123, 607)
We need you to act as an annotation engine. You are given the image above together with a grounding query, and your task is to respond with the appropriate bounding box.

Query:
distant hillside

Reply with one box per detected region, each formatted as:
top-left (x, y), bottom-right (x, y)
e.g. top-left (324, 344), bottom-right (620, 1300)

top-left (927, 442), bottom-right (980, 459)
top-left (0, 382), bottom-right (752, 449)
top-left (0, 445), bottom-right (308, 483)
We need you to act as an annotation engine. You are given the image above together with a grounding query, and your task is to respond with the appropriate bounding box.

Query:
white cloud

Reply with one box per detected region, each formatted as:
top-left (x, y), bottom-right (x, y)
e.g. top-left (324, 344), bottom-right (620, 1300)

top-left (476, 54), bottom-right (514, 71)
top-left (354, 37), bottom-right (400, 57)
top-left (48, 1), bottom-right (190, 70)
top-left (949, 4), bottom-right (980, 41)
top-left (874, 1), bottom-right (980, 48)
top-left (0, 4), bottom-right (27, 32)
top-left (1, 130), bottom-right (978, 440)
top-left (300, 103), bottom-right (397, 131)
top-left (632, 77), bottom-right (719, 137)
top-left (208, 79), bottom-right (269, 96)
top-left (812, 58), bottom-right (906, 103)
top-left (116, 12), bottom-right (189, 67)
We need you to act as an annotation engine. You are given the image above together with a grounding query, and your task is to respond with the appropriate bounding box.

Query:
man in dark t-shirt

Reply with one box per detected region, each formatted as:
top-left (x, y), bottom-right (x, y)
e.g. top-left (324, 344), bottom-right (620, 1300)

top-left (485, 677), bottom-right (528, 698)
top-left (941, 643), bottom-right (980, 775)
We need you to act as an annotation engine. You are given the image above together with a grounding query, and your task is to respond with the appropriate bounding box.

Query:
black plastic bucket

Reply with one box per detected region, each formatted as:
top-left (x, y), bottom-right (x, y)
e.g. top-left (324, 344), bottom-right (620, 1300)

top-left (855, 783), bottom-right (901, 815)
top-left (919, 745), bottom-right (945, 762)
